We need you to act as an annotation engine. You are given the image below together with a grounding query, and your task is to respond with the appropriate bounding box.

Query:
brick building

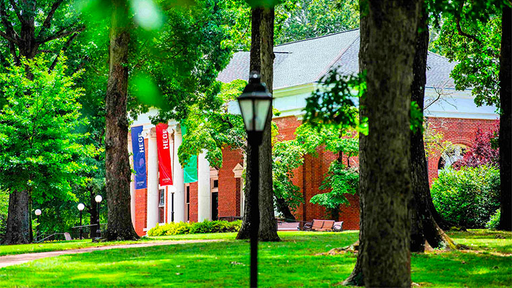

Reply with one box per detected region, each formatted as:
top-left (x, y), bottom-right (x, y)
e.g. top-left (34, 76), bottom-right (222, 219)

top-left (129, 30), bottom-right (498, 236)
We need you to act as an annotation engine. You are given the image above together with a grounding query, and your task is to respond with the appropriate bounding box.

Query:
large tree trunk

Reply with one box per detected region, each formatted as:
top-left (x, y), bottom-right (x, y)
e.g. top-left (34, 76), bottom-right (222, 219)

top-left (237, 7), bottom-right (279, 241)
top-left (342, 7), bottom-right (370, 285)
top-left (104, 0), bottom-right (138, 241)
top-left (356, 1), bottom-right (421, 286)
top-left (410, 8), bottom-right (457, 251)
top-left (499, 5), bottom-right (512, 231)
top-left (2, 190), bottom-right (31, 244)
top-left (258, 7), bottom-right (279, 242)
top-left (237, 7), bottom-right (263, 240)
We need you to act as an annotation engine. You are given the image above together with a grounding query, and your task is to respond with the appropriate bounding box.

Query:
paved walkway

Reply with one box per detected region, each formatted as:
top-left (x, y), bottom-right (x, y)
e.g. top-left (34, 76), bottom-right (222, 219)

top-left (0, 239), bottom-right (223, 268)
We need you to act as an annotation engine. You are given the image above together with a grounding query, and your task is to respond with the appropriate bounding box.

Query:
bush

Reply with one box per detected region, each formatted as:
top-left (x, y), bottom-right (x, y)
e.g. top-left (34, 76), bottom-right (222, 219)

top-left (486, 209), bottom-right (501, 229)
top-left (431, 165), bottom-right (500, 228)
top-left (148, 220), bottom-right (242, 236)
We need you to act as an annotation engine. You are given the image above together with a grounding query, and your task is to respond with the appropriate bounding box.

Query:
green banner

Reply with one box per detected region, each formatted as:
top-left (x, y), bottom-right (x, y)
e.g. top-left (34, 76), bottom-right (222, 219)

top-left (181, 124), bottom-right (198, 184)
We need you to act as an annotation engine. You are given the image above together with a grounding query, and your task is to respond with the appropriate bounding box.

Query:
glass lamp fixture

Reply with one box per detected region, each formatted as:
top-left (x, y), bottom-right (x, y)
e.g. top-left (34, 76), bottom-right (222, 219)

top-left (237, 73), bottom-right (273, 132)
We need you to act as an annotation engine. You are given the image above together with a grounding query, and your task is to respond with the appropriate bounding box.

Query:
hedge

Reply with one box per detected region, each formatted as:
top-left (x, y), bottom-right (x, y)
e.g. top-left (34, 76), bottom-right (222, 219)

top-left (148, 220), bottom-right (242, 236)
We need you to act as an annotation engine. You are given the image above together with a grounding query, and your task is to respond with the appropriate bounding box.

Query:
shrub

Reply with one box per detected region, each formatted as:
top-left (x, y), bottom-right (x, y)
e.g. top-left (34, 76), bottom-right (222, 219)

top-left (486, 209), bottom-right (501, 229)
top-left (431, 165), bottom-right (500, 228)
top-left (148, 220), bottom-right (242, 236)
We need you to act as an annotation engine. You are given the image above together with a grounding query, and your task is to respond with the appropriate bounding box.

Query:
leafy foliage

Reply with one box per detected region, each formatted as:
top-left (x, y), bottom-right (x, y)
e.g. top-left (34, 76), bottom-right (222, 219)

top-left (310, 162), bottom-right (358, 210)
top-left (147, 220), bottom-right (242, 236)
top-left (431, 166), bottom-right (500, 228)
top-left (486, 208), bottom-right (501, 229)
top-left (303, 69), bottom-right (367, 134)
top-left (178, 80), bottom-right (247, 168)
top-left (0, 56), bottom-right (95, 204)
top-left (272, 139), bottom-right (305, 212)
top-left (0, 187), bottom-right (7, 241)
top-left (275, 0), bottom-right (359, 45)
top-left (430, 1), bottom-right (505, 108)
top-left (452, 122), bottom-right (500, 169)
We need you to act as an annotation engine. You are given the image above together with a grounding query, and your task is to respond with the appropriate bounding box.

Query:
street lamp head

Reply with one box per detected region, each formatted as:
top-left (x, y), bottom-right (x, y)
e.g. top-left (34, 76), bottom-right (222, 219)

top-left (77, 203), bottom-right (85, 211)
top-left (34, 209), bottom-right (42, 216)
top-left (95, 195), bottom-right (103, 203)
top-left (237, 72), bottom-right (273, 132)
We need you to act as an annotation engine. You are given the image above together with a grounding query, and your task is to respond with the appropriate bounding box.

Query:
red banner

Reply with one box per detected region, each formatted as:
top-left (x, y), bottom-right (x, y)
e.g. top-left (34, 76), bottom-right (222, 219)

top-left (156, 123), bottom-right (173, 186)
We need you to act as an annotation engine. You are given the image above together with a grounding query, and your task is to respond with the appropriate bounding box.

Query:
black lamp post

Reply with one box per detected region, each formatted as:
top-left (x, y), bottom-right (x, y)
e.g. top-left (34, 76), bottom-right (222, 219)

top-left (94, 195), bottom-right (103, 240)
top-left (237, 72), bottom-right (273, 288)
top-left (34, 209), bottom-right (42, 242)
top-left (77, 203), bottom-right (85, 239)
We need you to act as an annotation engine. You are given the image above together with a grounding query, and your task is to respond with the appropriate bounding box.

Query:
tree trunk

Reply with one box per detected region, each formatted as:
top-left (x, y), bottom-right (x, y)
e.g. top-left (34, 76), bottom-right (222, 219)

top-left (499, 5), bottom-right (512, 231)
top-left (258, 7), bottom-right (279, 242)
top-left (410, 9), bottom-right (459, 251)
top-left (343, 6), bottom-right (370, 285)
top-left (237, 7), bottom-right (263, 240)
top-left (361, 1), bottom-right (420, 286)
top-left (275, 197), bottom-right (296, 221)
top-left (104, 0), bottom-right (139, 241)
top-left (237, 7), bottom-right (279, 241)
top-left (2, 190), bottom-right (31, 244)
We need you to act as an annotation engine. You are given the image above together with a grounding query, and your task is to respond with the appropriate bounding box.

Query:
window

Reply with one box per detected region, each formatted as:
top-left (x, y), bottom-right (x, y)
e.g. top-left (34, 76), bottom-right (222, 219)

top-left (158, 189), bottom-right (165, 223)
top-left (186, 185), bottom-right (190, 222)
top-left (213, 179), bottom-right (219, 188)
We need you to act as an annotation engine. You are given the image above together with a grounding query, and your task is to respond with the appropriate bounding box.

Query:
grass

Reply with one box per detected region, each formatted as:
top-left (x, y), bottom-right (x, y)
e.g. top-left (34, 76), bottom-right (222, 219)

top-left (0, 230), bottom-right (510, 287)
top-left (0, 234), bottom-right (225, 257)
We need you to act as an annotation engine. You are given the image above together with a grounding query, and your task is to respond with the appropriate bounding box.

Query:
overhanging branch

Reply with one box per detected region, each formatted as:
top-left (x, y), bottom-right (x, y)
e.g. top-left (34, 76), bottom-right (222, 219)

top-left (39, 25), bottom-right (85, 44)
top-left (0, 30), bottom-right (18, 44)
top-left (8, 0), bottom-right (23, 24)
top-left (38, 0), bottom-right (65, 39)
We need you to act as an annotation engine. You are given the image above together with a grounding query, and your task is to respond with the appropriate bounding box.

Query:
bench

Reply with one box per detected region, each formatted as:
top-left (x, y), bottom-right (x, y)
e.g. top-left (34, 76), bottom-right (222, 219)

top-left (277, 222), bottom-right (300, 231)
top-left (307, 219), bottom-right (335, 232)
top-left (333, 221), bottom-right (343, 232)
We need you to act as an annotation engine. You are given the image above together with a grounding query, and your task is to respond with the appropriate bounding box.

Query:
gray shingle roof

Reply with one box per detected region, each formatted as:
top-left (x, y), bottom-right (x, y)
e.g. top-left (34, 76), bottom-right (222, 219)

top-left (217, 29), bottom-right (457, 89)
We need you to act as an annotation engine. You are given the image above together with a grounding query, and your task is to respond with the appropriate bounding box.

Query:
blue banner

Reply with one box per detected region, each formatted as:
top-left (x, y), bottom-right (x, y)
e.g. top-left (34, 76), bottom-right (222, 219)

top-left (131, 126), bottom-right (147, 189)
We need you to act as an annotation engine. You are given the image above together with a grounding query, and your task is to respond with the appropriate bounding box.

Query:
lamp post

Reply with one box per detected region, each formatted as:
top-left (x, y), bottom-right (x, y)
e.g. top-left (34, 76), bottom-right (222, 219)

top-left (34, 209), bottom-right (42, 242)
top-left (77, 203), bottom-right (85, 239)
top-left (94, 195), bottom-right (103, 240)
top-left (237, 72), bottom-right (273, 288)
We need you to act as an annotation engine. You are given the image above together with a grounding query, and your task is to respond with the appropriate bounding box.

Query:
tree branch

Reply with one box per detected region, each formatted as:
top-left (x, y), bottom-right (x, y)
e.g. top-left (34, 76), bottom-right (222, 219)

top-left (455, 16), bottom-right (482, 45)
top-left (8, 0), bottom-right (23, 24)
top-left (0, 30), bottom-right (18, 44)
top-left (48, 32), bottom-right (81, 72)
top-left (38, 0), bottom-right (65, 40)
top-left (0, 1), bottom-right (19, 44)
top-left (39, 25), bottom-right (85, 44)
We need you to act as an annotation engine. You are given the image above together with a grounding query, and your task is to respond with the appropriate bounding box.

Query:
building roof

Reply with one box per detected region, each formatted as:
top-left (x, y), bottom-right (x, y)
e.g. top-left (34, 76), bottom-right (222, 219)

top-left (217, 29), bottom-right (457, 90)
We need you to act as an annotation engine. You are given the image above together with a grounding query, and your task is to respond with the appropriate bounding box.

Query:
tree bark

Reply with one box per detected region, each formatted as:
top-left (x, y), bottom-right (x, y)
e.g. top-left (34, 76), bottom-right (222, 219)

top-left (2, 190), bottom-right (31, 244)
top-left (104, 0), bottom-right (138, 241)
top-left (258, 7), bottom-right (279, 242)
top-left (499, 5), bottom-right (512, 231)
top-left (237, 7), bottom-right (263, 240)
top-left (237, 7), bottom-right (279, 241)
top-left (350, 1), bottom-right (421, 287)
top-left (343, 5), bottom-right (369, 285)
top-left (410, 8), bottom-right (459, 251)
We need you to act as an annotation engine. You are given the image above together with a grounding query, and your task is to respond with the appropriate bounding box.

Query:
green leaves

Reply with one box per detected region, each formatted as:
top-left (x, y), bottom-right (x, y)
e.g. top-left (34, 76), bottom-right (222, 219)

top-left (303, 69), bottom-right (367, 135)
top-left (0, 56), bottom-right (94, 203)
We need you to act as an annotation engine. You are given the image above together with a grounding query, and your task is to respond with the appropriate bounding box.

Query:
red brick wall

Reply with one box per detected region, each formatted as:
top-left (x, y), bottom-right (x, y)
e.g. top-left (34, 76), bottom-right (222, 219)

top-left (218, 147), bottom-right (243, 218)
top-left (189, 182), bottom-right (198, 222)
top-left (426, 117), bottom-right (498, 183)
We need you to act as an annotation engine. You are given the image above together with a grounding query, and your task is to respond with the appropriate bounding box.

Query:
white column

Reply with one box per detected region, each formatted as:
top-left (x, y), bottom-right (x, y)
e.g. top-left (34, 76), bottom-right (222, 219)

top-left (128, 136), bottom-right (135, 226)
top-left (197, 151), bottom-right (211, 222)
top-left (173, 127), bottom-right (185, 222)
top-left (146, 128), bottom-right (159, 231)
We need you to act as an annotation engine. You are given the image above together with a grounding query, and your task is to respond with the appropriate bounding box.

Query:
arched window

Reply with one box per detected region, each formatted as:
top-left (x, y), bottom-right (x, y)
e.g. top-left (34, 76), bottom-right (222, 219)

top-left (438, 144), bottom-right (467, 170)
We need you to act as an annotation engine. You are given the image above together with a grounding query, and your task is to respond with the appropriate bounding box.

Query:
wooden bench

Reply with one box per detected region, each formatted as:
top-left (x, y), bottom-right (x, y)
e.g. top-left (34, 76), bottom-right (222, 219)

top-left (309, 219), bottom-right (335, 232)
top-left (277, 222), bottom-right (300, 231)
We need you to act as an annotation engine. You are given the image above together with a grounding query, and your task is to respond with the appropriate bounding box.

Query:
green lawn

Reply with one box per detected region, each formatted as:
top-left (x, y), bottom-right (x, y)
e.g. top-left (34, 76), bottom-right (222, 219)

top-left (0, 234), bottom-right (230, 257)
top-left (0, 230), bottom-right (510, 287)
